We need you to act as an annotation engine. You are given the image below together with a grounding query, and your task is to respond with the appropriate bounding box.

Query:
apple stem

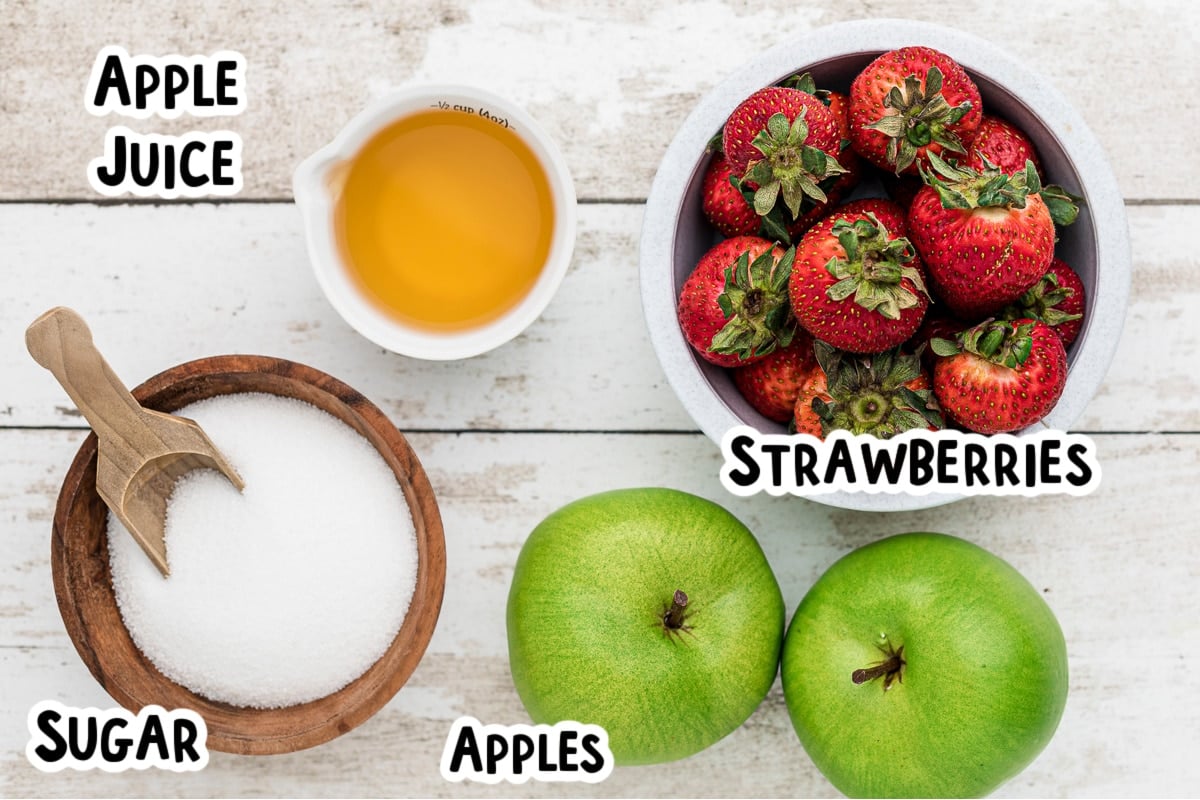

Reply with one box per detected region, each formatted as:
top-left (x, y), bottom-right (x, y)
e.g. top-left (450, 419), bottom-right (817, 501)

top-left (852, 644), bottom-right (905, 690)
top-left (664, 589), bottom-right (689, 630)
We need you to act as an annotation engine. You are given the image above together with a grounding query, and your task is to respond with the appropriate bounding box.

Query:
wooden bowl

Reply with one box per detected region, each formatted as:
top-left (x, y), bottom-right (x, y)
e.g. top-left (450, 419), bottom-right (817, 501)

top-left (50, 355), bottom-right (446, 755)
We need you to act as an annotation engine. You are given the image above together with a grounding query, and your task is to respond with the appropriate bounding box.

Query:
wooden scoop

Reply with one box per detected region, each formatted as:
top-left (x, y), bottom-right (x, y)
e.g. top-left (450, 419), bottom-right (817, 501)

top-left (26, 307), bottom-right (244, 576)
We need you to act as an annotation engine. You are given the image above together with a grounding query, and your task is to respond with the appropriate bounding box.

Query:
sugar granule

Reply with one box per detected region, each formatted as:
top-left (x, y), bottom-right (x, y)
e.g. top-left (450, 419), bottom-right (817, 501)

top-left (107, 392), bottom-right (418, 708)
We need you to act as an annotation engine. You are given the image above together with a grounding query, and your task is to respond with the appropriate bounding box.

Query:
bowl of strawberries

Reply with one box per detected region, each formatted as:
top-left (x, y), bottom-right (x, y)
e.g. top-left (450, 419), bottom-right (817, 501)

top-left (640, 19), bottom-right (1130, 511)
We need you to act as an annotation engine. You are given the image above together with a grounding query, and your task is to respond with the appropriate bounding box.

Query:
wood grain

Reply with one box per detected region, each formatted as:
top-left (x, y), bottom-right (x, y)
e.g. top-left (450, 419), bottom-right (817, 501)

top-left (2, 0), bottom-right (1195, 202)
top-left (0, 202), bottom-right (1194, 432)
top-left (3, 429), bottom-right (1198, 796)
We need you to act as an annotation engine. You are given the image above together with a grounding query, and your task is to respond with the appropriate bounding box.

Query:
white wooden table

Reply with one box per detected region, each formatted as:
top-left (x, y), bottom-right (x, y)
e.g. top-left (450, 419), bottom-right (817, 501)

top-left (3, 2), bottom-right (1198, 797)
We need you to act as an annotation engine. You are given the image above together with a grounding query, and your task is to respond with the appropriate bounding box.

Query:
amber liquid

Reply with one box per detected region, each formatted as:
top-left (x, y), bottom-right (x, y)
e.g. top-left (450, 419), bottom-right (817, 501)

top-left (334, 109), bottom-right (555, 331)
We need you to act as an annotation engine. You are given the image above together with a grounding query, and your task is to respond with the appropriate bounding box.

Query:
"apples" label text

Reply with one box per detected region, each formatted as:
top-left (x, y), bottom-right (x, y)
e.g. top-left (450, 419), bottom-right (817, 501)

top-left (720, 428), bottom-right (1101, 498)
top-left (439, 716), bottom-right (613, 784)
top-left (25, 701), bottom-right (208, 773)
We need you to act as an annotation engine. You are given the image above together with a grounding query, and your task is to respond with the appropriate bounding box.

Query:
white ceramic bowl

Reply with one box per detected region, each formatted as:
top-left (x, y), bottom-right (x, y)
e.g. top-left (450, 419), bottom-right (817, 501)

top-left (295, 84), bottom-right (577, 360)
top-left (640, 19), bottom-right (1130, 512)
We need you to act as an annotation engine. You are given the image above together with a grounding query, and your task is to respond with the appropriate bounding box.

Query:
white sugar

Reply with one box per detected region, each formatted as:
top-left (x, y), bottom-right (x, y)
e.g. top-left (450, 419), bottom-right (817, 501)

top-left (107, 392), bottom-right (418, 708)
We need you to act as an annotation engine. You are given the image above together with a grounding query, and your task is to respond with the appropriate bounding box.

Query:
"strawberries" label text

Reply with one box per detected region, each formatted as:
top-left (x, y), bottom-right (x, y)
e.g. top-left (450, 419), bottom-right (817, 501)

top-left (720, 427), bottom-right (1100, 497)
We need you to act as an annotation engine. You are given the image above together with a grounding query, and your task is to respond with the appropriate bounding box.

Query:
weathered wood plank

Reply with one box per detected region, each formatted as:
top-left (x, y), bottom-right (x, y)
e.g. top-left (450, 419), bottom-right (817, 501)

top-left (3, 429), bottom-right (1198, 796)
top-left (0, 202), bottom-right (692, 431)
top-left (1, 0), bottom-right (1194, 202)
top-left (0, 202), bottom-right (1193, 432)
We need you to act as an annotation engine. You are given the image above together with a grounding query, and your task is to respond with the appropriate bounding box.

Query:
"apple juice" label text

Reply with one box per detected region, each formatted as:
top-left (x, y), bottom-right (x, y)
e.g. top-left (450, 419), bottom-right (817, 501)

top-left (440, 716), bottom-right (613, 784)
top-left (85, 45), bottom-right (245, 198)
top-left (720, 428), bottom-right (1101, 498)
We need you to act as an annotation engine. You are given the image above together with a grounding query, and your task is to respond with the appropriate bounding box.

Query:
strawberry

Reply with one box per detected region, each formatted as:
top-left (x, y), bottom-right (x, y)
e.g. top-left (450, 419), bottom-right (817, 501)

top-left (999, 257), bottom-right (1086, 347)
top-left (955, 116), bottom-right (1081, 227)
top-left (733, 332), bottom-right (816, 422)
top-left (907, 154), bottom-right (1055, 319)
top-left (793, 365), bottom-right (831, 437)
top-left (722, 86), bottom-right (846, 221)
top-left (931, 318), bottom-right (1067, 433)
top-left (782, 185), bottom-right (847, 244)
top-left (701, 154), bottom-right (760, 237)
top-left (785, 88), bottom-right (865, 240)
top-left (829, 197), bottom-right (908, 235)
top-left (677, 236), bottom-right (795, 368)
top-left (963, 114), bottom-right (1042, 178)
top-left (824, 91), bottom-right (862, 181)
top-left (849, 46), bottom-right (982, 175)
top-left (911, 311), bottom-right (967, 371)
top-left (789, 199), bottom-right (929, 354)
top-left (795, 341), bottom-right (943, 439)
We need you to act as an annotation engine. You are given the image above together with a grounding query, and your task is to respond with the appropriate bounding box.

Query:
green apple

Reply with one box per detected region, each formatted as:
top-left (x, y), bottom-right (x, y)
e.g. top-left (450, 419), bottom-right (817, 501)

top-left (507, 487), bottom-right (784, 765)
top-left (781, 532), bottom-right (1068, 798)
